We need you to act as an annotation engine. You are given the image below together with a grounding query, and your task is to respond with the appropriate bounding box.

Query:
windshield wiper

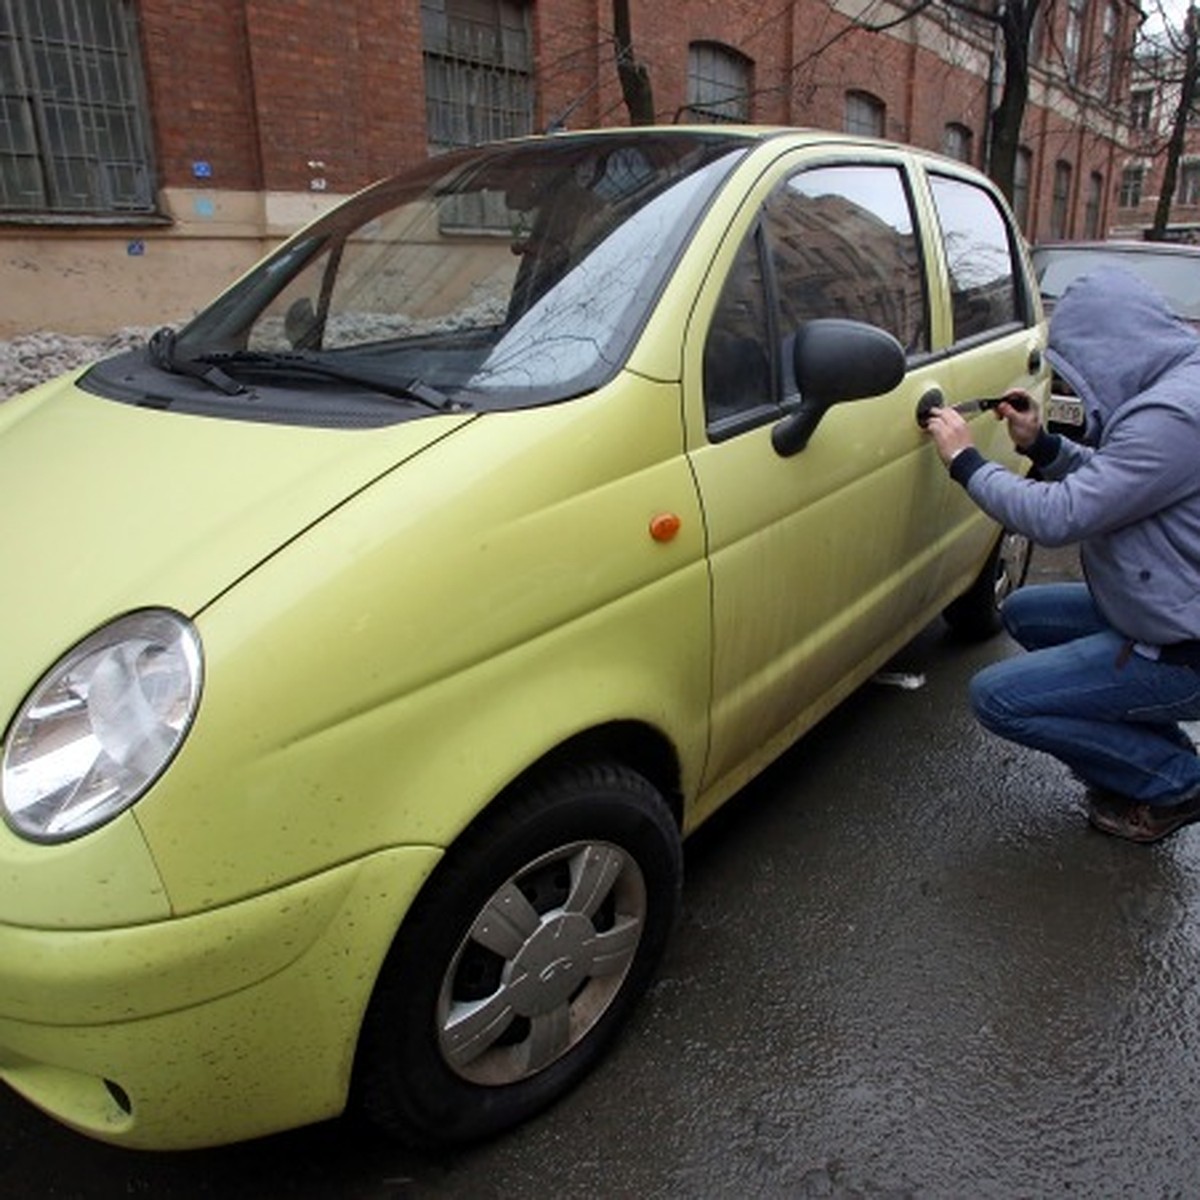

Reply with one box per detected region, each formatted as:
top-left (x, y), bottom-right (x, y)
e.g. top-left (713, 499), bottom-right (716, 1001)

top-left (148, 327), bottom-right (247, 396)
top-left (195, 350), bottom-right (457, 411)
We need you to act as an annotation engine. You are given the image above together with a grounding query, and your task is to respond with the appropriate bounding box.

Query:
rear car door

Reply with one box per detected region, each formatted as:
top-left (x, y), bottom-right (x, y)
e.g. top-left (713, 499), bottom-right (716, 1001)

top-left (920, 167), bottom-right (1048, 603)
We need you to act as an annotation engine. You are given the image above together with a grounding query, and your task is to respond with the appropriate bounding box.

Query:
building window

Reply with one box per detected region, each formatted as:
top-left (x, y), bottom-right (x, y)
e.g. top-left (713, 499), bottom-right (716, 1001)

top-left (1119, 163), bottom-right (1145, 208)
top-left (1051, 159), bottom-right (1072, 238)
top-left (0, 0), bottom-right (155, 215)
top-left (1064, 0), bottom-right (1087, 79)
top-left (942, 122), bottom-right (973, 163)
top-left (1029, 3), bottom-right (1046, 64)
top-left (686, 42), bottom-right (751, 123)
top-left (1094, 4), bottom-right (1118, 98)
top-left (1084, 170), bottom-right (1103, 236)
top-left (1013, 146), bottom-right (1033, 232)
top-left (1179, 160), bottom-right (1200, 206)
top-left (422, 0), bottom-right (534, 155)
top-left (1130, 88), bottom-right (1154, 131)
top-left (844, 91), bottom-right (885, 137)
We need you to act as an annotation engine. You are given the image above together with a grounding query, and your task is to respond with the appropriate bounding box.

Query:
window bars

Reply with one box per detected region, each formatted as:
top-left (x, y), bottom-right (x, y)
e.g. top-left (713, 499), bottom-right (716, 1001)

top-left (0, 0), bottom-right (155, 215)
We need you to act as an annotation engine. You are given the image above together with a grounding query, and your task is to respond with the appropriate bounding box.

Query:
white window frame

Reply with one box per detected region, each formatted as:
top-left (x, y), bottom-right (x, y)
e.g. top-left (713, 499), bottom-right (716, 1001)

top-left (1178, 159), bottom-right (1200, 206)
top-left (1130, 88), bottom-right (1154, 131)
top-left (1119, 162), bottom-right (1146, 208)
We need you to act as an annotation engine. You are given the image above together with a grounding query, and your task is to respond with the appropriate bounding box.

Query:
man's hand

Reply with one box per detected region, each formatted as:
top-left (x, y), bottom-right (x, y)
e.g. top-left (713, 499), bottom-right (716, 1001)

top-left (923, 389), bottom-right (1043, 466)
top-left (923, 405), bottom-right (974, 466)
top-left (995, 389), bottom-right (1040, 450)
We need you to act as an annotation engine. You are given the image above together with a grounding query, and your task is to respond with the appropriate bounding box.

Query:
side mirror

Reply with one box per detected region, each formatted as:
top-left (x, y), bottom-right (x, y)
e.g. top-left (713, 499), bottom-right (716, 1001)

top-left (771, 319), bottom-right (906, 456)
top-left (285, 297), bottom-right (319, 349)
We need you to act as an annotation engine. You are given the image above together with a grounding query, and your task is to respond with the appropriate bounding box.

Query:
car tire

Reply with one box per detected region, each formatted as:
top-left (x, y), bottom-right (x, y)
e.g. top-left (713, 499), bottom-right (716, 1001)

top-left (942, 527), bottom-right (1032, 640)
top-left (352, 759), bottom-right (682, 1148)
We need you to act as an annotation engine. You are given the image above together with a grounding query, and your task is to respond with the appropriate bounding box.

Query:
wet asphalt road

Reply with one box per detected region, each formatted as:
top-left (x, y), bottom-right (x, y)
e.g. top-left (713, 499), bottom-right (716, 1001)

top-left (6, 545), bottom-right (1200, 1198)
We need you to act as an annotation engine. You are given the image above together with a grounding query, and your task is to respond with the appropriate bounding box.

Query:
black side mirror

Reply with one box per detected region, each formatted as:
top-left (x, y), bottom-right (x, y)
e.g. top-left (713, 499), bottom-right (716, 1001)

top-left (285, 296), bottom-right (319, 349)
top-left (771, 319), bottom-right (906, 457)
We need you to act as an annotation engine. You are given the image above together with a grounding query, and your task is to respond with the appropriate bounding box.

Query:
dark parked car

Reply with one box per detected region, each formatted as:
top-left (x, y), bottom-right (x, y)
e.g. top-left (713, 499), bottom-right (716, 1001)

top-left (1031, 240), bottom-right (1200, 328)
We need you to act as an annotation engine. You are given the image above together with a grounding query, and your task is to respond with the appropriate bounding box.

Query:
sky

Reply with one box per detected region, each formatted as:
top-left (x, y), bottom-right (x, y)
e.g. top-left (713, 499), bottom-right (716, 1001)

top-left (1140, 0), bottom-right (1190, 37)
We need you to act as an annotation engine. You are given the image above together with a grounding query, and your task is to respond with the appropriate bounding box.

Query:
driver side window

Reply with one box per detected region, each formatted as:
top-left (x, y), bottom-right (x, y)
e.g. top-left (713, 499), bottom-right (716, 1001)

top-left (764, 164), bottom-right (927, 354)
top-left (703, 161), bottom-right (927, 439)
top-left (703, 226), bottom-right (776, 439)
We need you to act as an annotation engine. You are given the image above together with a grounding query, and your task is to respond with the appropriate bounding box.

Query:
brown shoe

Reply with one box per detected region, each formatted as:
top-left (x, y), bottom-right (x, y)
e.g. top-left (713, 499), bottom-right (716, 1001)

top-left (1087, 788), bottom-right (1200, 844)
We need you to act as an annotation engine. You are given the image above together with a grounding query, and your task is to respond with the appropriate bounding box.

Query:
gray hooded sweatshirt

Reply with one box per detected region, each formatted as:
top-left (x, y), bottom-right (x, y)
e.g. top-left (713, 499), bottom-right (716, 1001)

top-left (951, 265), bottom-right (1200, 646)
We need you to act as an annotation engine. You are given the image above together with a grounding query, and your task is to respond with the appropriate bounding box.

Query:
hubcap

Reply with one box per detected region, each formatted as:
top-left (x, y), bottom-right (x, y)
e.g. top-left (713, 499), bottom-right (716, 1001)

top-left (994, 529), bottom-right (1032, 606)
top-left (436, 840), bottom-right (647, 1086)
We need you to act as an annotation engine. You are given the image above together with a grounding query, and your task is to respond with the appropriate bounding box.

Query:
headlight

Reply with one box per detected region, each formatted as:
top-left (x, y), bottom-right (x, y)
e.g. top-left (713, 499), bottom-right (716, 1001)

top-left (1, 610), bottom-right (202, 842)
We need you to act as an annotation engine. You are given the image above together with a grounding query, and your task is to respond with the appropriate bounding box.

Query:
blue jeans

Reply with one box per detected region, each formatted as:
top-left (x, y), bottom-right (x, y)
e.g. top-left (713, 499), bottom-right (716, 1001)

top-left (970, 584), bottom-right (1200, 805)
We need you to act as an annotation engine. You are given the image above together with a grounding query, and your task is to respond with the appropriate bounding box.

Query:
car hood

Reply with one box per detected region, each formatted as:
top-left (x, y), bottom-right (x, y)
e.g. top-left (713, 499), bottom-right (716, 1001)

top-left (0, 373), bottom-right (474, 721)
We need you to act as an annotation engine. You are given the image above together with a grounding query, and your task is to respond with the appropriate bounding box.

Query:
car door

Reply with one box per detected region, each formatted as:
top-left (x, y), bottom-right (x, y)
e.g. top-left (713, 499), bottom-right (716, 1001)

top-left (920, 167), bottom-right (1049, 603)
top-left (683, 151), bottom-right (957, 814)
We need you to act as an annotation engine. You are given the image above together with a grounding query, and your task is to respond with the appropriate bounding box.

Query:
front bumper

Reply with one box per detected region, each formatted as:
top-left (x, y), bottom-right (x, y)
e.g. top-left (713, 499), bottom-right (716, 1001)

top-left (0, 844), bottom-right (440, 1149)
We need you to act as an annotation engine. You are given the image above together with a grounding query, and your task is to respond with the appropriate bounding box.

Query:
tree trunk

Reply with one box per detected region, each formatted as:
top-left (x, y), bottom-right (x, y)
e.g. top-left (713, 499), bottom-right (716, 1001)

top-left (613, 0), bottom-right (655, 124)
top-left (987, 0), bottom-right (1033, 203)
top-left (1150, 8), bottom-right (1199, 240)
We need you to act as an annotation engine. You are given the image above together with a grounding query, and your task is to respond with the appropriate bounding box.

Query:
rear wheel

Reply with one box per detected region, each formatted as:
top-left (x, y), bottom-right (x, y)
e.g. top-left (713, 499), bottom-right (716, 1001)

top-left (353, 759), bottom-right (682, 1148)
top-left (942, 527), bottom-right (1031, 640)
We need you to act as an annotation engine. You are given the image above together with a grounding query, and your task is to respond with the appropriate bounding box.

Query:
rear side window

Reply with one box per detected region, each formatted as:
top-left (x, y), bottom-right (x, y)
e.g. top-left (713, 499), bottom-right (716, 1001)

top-left (928, 174), bottom-right (1024, 342)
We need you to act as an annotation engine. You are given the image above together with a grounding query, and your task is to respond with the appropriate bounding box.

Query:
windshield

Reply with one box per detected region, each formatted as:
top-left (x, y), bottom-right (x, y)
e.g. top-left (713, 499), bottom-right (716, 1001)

top-left (165, 132), bottom-right (750, 414)
top-left (1033, 246), bottom-right (1200, 322)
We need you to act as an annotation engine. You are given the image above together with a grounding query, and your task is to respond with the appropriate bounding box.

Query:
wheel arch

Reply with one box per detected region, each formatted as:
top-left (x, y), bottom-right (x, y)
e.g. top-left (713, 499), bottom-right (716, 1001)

top-left (348, 732), bottom-right (685, 1146)
top-left (500, 720), bottom-right (685, 830)
top-left (362, 719), bottom-right (685, 990)
top-left (351, 716), bottom-right (685, 1053)
top-left (382, 718), bottom-right (686, 930)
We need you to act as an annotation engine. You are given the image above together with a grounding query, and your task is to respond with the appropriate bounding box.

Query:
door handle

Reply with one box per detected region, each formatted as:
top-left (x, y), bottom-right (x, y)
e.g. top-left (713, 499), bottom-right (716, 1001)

top-left (915, 387), bottom-right (943, 427)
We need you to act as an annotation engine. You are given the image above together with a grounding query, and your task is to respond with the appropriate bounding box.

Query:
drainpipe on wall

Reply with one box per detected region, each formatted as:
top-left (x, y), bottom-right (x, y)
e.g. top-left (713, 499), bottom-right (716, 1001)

top-left (983, 2), bottom-right (1005, 176)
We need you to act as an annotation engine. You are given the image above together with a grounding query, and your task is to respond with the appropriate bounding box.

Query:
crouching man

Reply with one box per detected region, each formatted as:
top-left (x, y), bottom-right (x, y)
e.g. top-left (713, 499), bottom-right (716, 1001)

top-left (924, 267), bottom-right (1200, 844)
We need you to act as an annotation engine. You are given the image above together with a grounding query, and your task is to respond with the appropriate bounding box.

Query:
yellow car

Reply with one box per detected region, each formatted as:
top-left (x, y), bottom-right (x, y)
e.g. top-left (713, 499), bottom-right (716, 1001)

top-left (0, 127), bottom-right (1045, 1150)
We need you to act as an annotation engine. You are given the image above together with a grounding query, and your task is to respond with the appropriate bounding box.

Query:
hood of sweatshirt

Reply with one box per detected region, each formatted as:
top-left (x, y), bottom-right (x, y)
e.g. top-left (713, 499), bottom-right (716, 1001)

top-left (1045, 265), bottom-right (1200, 443)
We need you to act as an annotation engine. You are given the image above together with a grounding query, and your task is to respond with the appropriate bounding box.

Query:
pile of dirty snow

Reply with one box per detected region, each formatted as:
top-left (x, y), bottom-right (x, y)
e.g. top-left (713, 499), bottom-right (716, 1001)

top-left (0, 328), bottom-right (153, 402)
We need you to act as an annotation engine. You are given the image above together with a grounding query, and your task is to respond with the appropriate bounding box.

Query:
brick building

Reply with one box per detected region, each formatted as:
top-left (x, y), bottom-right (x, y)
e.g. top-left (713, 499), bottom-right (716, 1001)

top-left (0, 0), bottom-right (1142, 336)
top-left (1111, 27), bottom-right (1200, 240)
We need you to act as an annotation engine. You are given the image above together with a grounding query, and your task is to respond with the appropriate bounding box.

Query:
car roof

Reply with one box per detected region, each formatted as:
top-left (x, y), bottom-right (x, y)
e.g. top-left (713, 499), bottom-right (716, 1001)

top-left (531, 124), bottom-right (983, 171)
top-left (1032, 239), bottom-right (1200, 258)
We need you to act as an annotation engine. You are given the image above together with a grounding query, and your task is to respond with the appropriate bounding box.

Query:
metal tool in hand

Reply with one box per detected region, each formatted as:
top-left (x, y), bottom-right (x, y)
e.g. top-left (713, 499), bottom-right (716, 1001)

top-left (915, 388), bottom-right (1031, 427)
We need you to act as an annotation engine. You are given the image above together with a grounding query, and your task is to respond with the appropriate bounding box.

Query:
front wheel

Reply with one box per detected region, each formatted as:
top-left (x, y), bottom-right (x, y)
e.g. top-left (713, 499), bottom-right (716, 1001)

top-left (352, 759), bottom-right (682, 1148)
top-left (942, 527), bottom-right (1032, 640)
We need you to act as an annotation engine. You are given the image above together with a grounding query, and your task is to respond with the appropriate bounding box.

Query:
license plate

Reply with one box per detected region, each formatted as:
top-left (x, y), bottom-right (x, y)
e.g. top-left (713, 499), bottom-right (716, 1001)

top-left (1046, 394), bottom-right (1084, 427)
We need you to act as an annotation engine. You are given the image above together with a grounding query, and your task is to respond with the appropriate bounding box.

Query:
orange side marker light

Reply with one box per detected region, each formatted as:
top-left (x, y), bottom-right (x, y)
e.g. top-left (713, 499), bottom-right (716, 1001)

top-left (649, 512), bottom-right (682, 543)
